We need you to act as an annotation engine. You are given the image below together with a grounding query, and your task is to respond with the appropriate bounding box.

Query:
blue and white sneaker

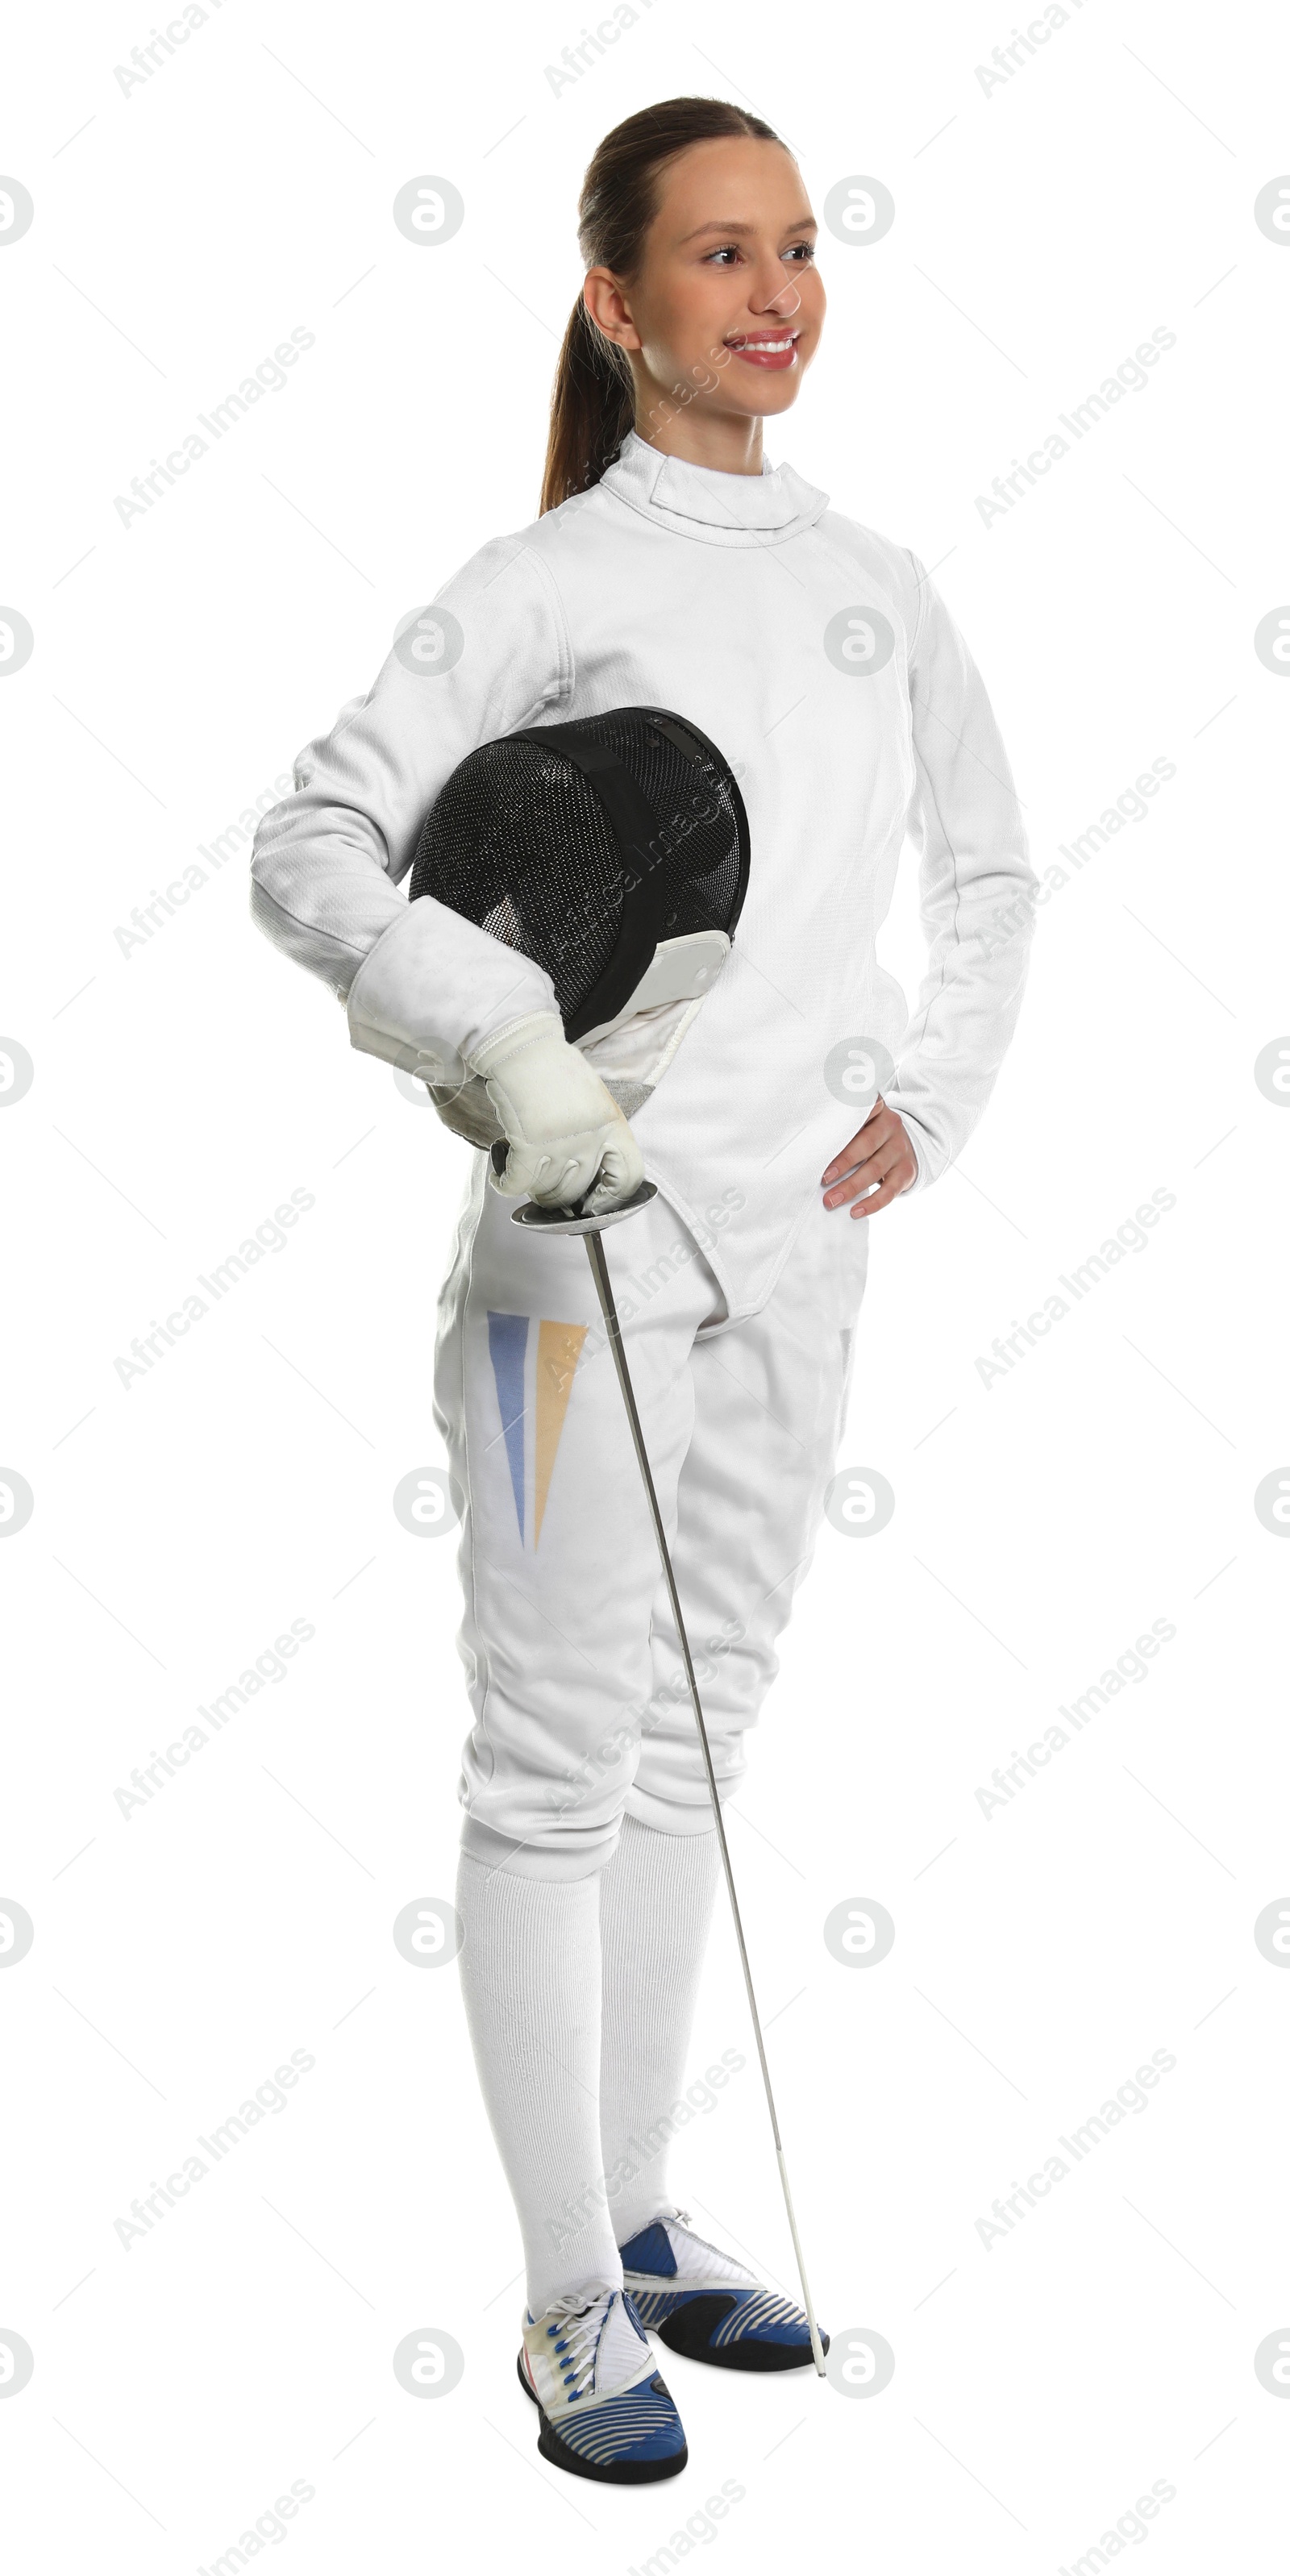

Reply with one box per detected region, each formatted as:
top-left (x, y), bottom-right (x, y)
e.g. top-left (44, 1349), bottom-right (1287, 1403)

top-left (620, 2208), bottom-right (829, 2372)
top-left (517, 2283), bottom-right (688, 2483)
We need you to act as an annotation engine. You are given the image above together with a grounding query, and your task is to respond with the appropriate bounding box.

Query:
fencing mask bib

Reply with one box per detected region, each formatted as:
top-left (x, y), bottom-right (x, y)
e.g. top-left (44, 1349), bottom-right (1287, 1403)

top-left (407, 705), bottom-right (749, 1147)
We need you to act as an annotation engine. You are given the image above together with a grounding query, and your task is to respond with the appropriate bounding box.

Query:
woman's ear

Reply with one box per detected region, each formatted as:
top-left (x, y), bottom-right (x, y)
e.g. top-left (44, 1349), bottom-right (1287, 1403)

top-left (583, 267), bottom-right (642, 355)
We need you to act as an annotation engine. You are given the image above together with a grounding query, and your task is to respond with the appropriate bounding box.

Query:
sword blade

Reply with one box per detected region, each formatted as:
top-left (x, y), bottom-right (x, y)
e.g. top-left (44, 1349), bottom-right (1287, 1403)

top-left (582, 1226), bottom-right (826, 2378)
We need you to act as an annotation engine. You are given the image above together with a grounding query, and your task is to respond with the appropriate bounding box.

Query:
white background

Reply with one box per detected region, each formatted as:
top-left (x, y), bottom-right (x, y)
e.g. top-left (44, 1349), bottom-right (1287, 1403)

top-left (2, 1), bottom-right (1288, 2568)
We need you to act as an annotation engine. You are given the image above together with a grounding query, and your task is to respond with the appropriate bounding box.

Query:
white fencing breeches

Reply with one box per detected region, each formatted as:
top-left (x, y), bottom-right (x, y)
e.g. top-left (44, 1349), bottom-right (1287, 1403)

top-left (434, 1162), bottom-right (869, 1879)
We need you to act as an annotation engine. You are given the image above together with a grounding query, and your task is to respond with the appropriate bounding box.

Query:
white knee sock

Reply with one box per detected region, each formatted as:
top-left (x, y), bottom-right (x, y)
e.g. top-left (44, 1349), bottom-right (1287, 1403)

top-left (598, 1814), bottom-right (722, 2249)
top-left (455, 1850), bottom-right (623, 2318)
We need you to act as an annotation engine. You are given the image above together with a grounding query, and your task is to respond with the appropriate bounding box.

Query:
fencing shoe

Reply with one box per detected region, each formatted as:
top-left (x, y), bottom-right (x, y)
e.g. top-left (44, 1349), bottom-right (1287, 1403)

top-left (620, 2209), bottom-right (829, 2372)
top-left (518, 2283), bottom-right (689, 2482)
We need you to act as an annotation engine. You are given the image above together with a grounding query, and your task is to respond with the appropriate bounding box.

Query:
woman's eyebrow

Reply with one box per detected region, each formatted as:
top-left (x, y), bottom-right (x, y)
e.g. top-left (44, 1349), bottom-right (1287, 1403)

top-left (676, 215), bottom-right (818, 244)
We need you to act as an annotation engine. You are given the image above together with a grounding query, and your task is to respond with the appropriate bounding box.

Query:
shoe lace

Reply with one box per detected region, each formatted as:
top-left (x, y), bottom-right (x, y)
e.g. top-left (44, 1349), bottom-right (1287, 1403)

top-left (660, 2206), bottom-right (726, 2252)
top-left (541, 2281), bottom-right (618, 2402)
top-left (651, 2207), bottom-right (752, 2285)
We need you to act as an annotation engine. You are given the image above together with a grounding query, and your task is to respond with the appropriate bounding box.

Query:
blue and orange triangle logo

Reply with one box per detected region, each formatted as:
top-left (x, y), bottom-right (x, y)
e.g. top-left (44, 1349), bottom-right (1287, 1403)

top-left (486, 1313), bottom-right (588, 1546)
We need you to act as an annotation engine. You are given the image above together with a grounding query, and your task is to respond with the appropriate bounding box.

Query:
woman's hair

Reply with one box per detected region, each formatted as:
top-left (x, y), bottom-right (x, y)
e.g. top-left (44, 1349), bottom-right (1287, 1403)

top-left (539, 95), bottom-right (781, 516)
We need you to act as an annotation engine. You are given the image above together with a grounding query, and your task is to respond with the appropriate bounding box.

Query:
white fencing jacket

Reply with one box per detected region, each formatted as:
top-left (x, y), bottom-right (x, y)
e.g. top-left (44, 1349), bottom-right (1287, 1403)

top-left (251, 431), bottom-right (1037, 1318)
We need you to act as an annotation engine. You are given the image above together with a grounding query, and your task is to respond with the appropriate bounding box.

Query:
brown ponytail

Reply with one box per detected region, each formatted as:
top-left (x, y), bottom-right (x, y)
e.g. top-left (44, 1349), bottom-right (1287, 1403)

top-left (539, 96), bottom-right (781, 516)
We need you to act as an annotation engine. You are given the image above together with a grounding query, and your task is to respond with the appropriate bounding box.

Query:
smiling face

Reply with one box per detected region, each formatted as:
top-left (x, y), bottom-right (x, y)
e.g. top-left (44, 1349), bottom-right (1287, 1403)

top-left (583, 134), bottom-right (824, 468)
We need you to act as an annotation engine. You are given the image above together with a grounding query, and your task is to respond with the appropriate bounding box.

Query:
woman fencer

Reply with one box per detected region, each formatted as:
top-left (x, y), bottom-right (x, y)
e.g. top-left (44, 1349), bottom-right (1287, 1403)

top-left (251, 96), bottom-right (1036, 2485)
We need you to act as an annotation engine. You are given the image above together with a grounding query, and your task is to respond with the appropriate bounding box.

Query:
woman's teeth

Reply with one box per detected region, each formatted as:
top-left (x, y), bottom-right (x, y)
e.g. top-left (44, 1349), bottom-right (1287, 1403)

top-left (726, 334), bottom-right (800, 368)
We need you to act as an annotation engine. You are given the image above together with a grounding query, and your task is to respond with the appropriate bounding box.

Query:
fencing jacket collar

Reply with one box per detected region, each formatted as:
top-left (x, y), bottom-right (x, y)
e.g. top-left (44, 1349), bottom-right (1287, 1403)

top-left (599, 429), bottom-right (830, 547)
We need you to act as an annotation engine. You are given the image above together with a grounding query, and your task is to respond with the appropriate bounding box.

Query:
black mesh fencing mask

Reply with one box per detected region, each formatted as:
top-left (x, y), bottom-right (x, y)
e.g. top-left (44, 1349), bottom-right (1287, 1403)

top-left (408, 705), bottom-right (749, 1050)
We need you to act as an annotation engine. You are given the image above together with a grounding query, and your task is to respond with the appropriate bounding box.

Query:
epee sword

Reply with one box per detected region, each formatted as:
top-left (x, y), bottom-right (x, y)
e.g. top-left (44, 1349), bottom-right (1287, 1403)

top-left (511, 1171), bottom-right (827, 2378)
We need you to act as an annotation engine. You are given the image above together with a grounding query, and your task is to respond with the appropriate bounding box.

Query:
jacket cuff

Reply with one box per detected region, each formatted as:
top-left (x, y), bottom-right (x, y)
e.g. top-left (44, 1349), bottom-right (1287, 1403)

top-left (886, 1101), bottom-right (939, 1196)
top-left (343, 895), bottom-right (557, 1081)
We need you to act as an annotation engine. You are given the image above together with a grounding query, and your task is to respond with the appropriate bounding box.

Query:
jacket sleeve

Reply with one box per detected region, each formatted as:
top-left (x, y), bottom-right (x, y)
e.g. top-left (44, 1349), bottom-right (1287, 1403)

top-left (249, 533), bottom-right (572, 1076)
top-left (883, 552), bottom-right (1038, 1188)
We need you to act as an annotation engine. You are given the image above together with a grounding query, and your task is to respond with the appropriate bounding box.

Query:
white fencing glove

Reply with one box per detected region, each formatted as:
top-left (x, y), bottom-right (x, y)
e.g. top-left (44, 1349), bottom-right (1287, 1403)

top-left (467, 1012), bottom-right (645, 1213)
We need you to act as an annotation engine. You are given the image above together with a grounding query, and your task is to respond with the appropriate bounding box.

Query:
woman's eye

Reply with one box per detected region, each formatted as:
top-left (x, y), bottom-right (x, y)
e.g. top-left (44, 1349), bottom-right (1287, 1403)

top-left (704, 241), bottom-right (816, 266)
